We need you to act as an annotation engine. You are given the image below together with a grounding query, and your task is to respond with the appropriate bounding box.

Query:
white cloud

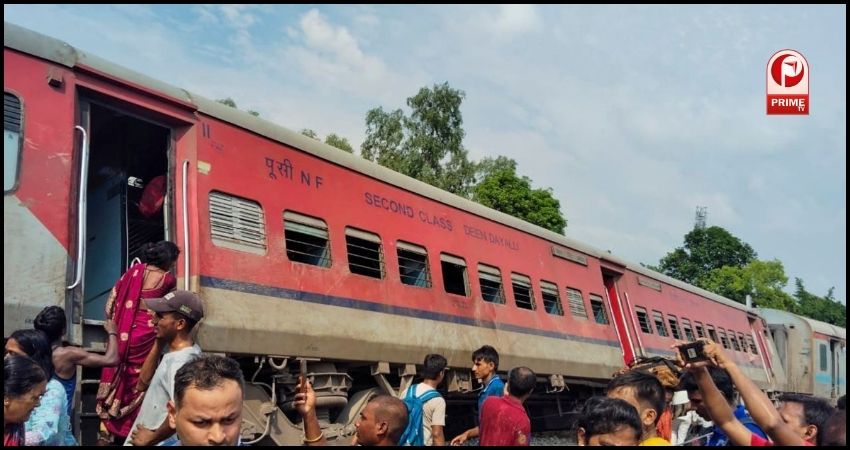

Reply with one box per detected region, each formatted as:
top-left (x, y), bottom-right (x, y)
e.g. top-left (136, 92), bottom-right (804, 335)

top-left (490, 5), bottom-right (542, 35)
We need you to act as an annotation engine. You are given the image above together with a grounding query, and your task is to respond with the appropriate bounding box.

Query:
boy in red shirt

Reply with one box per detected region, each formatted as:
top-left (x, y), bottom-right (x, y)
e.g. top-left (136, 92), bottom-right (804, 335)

top-left (479, 367), bottom-right (535, 446)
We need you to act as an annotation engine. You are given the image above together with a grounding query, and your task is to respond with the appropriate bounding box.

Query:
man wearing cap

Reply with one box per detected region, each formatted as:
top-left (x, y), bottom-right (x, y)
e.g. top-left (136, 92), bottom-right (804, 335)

top-left (126, 290), bottom-right (204, 446)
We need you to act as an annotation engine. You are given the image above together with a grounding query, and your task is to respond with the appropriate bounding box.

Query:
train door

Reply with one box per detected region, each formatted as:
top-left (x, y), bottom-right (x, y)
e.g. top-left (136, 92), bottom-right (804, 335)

top-left (602, 269), bottom-right (638, 365)
top-left (78, 99), bottom-right (172, 322)
top-left (830, 340), bottom-right (845, 398)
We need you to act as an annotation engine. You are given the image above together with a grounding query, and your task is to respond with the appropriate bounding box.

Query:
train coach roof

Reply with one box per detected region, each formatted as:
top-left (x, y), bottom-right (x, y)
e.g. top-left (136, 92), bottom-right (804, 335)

top-left (5, 21), bottom-right (754, 314)
top-left (759, 308), bottom-right (846, 340)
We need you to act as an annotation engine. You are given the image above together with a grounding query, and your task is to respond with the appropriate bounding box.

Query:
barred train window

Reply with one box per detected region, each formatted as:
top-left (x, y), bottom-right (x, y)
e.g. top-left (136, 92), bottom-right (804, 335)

top-left (738, 333), bottom-right (747, 353)
top-left (478, 263), bottom-right (505, 304)
top-left (730, 333), bottom-right (741, 352)
top-left (566, 288), bottom-right (587, 319)
top-left (5, 92), bottom-right (23, 192)
top-left (209, 191), bottom-right (266, 254)
top-left (636, 307), bottom-right (652, 333)
top-left (682, 318), bottom-right (695, 341)
top-left (590, 295), bottom-right (609, 324)
top-left (667, 315), bottom-right (681, 340)
top-left (540, 281), bottom-right (563, 316)
top-left (511, 273), bottom-right (535, 310)
top-left (718, 329), bottom-right (729, 349)
top-left (653, 311), bottom-right (668, 337)
top-left (346, 228), bottom-right (384, 279)
top-left (707, 325), bottom-right (718, 343)
top-left (819, 344), bottom-right (828, 371)
top-left (441, 253), bottom-right (468, 296)
top-left (397, 241), bottom-right (431, 288)
top-left (694, 322), bottom-right (706, 339)
top-left (746, 336), bottom-right (759, 355)
top-left (283, 211), bottom-right (330, 267)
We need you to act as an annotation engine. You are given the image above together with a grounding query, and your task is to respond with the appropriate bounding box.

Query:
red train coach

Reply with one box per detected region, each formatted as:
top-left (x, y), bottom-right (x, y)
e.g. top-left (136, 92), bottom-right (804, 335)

top-left (4, 22), bottom-right (783, 444)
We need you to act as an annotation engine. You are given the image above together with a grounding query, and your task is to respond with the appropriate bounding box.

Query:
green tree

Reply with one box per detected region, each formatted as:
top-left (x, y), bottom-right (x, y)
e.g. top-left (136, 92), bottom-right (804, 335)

top-left (658, 226), bottom-right (757, 285)
top-left (793, 279), bottom-right (845, 327)
top-left (324, 133), bottom-right (353, 153)
top-left (361, 82), bottom-right (475, 196)
top-left (217, 97), bottom-right (260, 117)
top-left (698, 259), bottom-right (795, 310)
top-left (301, 129), bottom-right (353, 153)
top-left (472, 156), bottom-right (566, 233)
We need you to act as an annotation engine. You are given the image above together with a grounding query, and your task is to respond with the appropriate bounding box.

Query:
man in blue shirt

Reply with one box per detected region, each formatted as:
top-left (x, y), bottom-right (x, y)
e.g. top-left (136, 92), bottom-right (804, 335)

top-left (450, 345), bottom-right (504, 446)
top-left (679, 366), bottom-right (767, 446)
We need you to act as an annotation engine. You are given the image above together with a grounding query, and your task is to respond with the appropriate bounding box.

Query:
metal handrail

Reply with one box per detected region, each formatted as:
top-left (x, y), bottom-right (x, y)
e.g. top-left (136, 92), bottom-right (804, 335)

top-left (182, 160), bottom-right (189, 290)
top-left (67, 125), bottom-right (89, 290)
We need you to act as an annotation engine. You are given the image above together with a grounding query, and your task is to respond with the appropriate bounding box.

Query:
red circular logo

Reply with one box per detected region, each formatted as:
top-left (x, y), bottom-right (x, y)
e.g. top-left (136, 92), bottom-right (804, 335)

top-left (771, 53), bottom-right (805, 88)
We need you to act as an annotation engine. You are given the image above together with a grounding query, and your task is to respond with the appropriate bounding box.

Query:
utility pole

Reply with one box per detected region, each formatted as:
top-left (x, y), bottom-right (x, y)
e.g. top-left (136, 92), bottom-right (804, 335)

top-left (695, 206), bottom-right (708, 230)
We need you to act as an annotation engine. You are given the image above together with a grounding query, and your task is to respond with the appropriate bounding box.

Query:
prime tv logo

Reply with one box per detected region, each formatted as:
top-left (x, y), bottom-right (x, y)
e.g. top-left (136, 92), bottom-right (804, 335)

top-left (767, 49), bottom-right (809, 115)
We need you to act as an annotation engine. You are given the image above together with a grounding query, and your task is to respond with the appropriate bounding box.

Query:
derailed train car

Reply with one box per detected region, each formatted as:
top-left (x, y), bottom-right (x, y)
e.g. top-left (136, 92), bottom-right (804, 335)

top-left (3, 22), bottom-right (837, 445)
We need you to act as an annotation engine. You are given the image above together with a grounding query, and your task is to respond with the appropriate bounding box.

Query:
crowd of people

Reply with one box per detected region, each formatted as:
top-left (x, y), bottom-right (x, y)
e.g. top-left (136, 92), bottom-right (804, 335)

top-left (3, 241), bottom-right (847, 446)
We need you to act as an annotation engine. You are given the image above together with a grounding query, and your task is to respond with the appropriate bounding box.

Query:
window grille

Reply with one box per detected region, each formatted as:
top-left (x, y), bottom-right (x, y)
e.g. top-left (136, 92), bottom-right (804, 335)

top-left (478, 263), bottom-right (505, 304)
top-left (682, 318), bottom-right (695, 341)
top-left (284, 211), bottom-right (330, 267)
top-left (540, 281), bottom-right (563, 316)
top-left (566, 288), bottom-right (587, 319)
top-left (668, 315), bottom-right (682, 340)
top-left (694, 322), bottom-right (705, 339)
top-left (397, 241), bottom-right (431, 288)
top-left (636, 307), bottom-right (652, 333)
top-left (209, 191), bottom-right (266, 254)
top-left (346, 227), bottom-right (384, 279)
top-left (512, 273), bottom-right (535, 310)
top-left (590, 295), bottom-right (609, 324)
top-left (653, 311), bottom-right (669, 337)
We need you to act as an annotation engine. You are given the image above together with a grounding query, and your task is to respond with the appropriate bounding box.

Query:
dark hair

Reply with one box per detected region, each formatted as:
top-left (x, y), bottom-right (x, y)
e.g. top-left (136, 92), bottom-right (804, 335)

top-left (174, 354), bottom-right (245, 408)
top-left (421, 354), bottom-right (448, 380)
top-left (472, 345), bottom-right (499, 370)
top-left (679, 367), bottom-right (735, 403)
top-left (837, 394), bottom-right (846, 411)
top-left (172, 311), bottom-right (198, 332)
top-left (4, 354), bottom-right (48, 399)
top-left (607, 371), bottom-right (666, 424)
top-left (820, 410), bottom-right (845, 446)
top-left (508, 366), bottom-right (536, 397)
top-left (9, 329), bottom-right (54, 377)
top-left (575, 396), bottom-right (642, 442)
top-left (141, 241), bottom-right (180, 269)
top-left (369, 395), bottom-right (409, 444)
top-left (34, 305), bottom-right (66, 343)
top-left (779, 393), bottom-right (835, 438)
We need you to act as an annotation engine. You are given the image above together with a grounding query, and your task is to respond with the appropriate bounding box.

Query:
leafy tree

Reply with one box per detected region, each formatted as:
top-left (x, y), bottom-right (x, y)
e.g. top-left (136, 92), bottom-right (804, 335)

top-left (300, 128), bottom-right (319, 139)
top-left (793, 279), bottom-right (845, 327)
top-left (324, 133), bottom-right (353, 153)
top-left (301, 129), bottom-right (353, 153)
top-left (472, 156), bottom-right (566, 234)
top-left (361, 83), bottom-right (475, 197)
top-left (658, 226), bottom-right (757, 285)
top-left (698, 260), bottom-right (795, 310)
top-left (217, 97), bottom-right (260, 117)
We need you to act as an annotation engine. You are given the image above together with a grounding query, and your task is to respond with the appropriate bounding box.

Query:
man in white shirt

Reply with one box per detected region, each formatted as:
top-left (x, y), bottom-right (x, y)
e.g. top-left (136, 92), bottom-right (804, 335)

top-left (400, 354), bottom-right (447, 446)
top-left (125, 290), bottom-right (204, 446)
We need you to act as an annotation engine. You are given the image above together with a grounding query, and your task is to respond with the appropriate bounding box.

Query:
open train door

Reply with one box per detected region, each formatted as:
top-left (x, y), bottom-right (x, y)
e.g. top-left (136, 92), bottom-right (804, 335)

top-left (600, 259), bottom-right (641, 365)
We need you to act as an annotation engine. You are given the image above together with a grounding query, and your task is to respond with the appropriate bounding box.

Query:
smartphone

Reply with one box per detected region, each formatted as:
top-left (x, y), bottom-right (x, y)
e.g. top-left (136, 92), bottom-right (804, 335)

top-left (299, 360), bottom-right (308, 394)
top-left (678, 341), bottom-right (708, 363)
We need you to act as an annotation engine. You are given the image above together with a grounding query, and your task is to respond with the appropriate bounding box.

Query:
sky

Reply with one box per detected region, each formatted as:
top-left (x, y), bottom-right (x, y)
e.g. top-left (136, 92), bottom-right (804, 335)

top-left (5, 5), bottom-right (846, 302)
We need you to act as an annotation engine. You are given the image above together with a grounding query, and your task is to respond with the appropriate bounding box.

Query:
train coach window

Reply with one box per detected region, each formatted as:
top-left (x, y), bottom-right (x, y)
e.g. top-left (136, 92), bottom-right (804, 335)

top-left (738, 333), bottom-right (748, 353)
top-left (566, 288), bottom-right (587, 319)
top-left (346, 227), bottom-right (385, 279)
top-left (667, 315), bottom-right (682, 340)
top-left (729, 333), bottom-right (741, 352)
top-left (589, 295), bottom-right (608, 324)
top-left (653, 311), bottom-right (669, 337)
top-left (681, 318), bottom-right (695, 341)
top-left (397, 241), bottom-right (431, 288)
top-left (707, 325), bottom-right (718, 343)
top-left (284, 211), bottom-right (331, 267)
top-left (718, 329), bottom-right (729, 349)
top-left (819, 344), bottom-right (828, 371)
top-left (441, 253), bottom-right (468, 296)
top-left (4, 92), bottom-right (22, 192)
top-left (635, 307), bottom-right (652, 334)
top-left (209, 191), bottom-right (267, 254)
top-left (511, 273), bottom-right (535, 310)
top-left (746, 336), bottom-right (758, 355)
top-left (694, 322), bottom-right (706, 339)
top-left (478, 263), bottom-right (505, 304)
top-left (540, 281), bottom-right (563, 316)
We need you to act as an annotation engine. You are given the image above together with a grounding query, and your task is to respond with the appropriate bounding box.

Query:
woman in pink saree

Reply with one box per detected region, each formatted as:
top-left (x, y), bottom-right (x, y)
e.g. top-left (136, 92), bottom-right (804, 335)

top-left (95, 241), bottom-right (180, 443)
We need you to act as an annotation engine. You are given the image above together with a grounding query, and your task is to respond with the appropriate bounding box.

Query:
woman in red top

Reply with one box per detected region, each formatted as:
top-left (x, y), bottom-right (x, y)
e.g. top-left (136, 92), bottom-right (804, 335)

top-left (95, 241), bottom-right (180, 444)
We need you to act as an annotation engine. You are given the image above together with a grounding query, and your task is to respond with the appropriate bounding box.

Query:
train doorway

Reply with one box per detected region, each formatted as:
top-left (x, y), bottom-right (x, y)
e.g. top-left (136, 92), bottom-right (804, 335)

top-left (80, 100), bottom-right (172, 322)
